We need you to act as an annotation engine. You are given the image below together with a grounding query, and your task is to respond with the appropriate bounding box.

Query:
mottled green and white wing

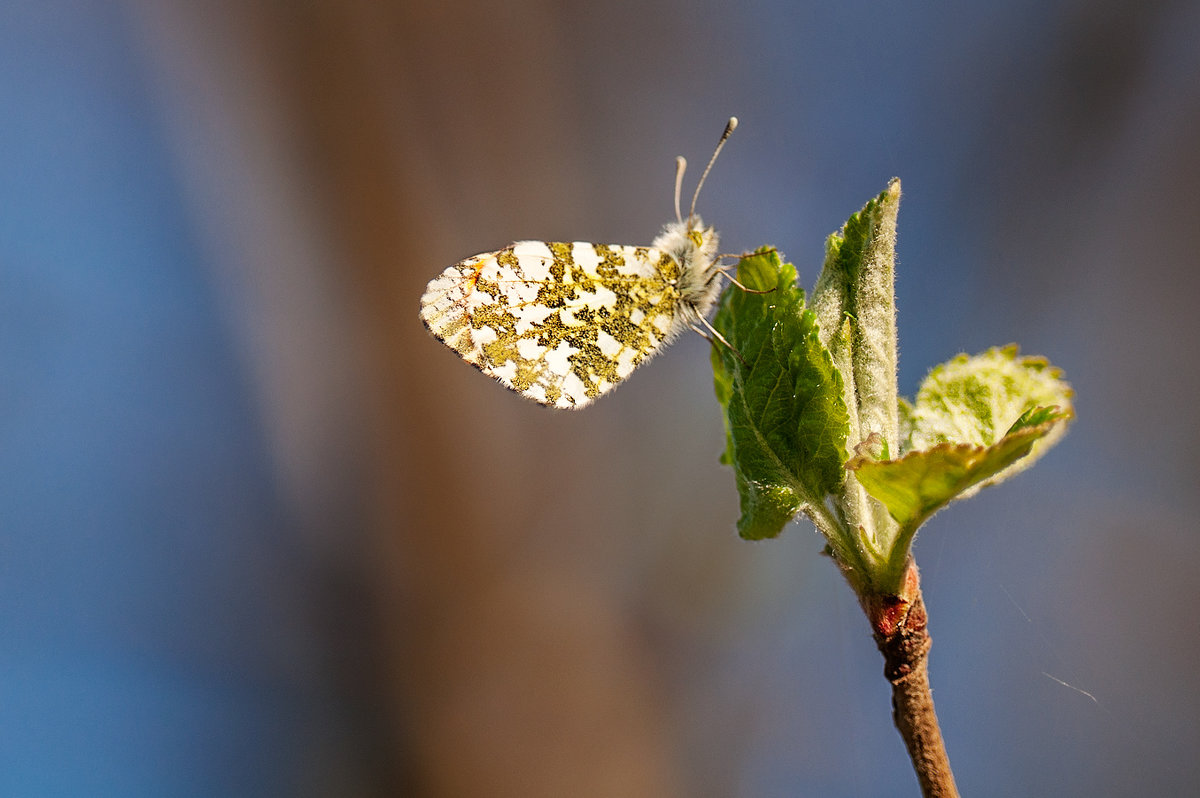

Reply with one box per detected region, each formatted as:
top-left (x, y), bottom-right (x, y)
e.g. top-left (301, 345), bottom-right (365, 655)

top-left (420, 240), bottom-right (688, 408)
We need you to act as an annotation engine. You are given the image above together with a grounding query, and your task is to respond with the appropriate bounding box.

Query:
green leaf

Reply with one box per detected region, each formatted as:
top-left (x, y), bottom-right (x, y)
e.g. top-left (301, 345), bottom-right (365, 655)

top-left (711, 249), bottom-right (850, 540)
top-left (811, 179), bottom-right (901, 454)
top-left (848, 407), bottom-right (1070, 535)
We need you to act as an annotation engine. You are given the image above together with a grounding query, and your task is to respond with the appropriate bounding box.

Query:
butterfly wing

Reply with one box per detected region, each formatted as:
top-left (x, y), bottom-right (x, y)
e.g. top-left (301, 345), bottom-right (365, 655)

top-left (420, 240), bottom-right (688, 408)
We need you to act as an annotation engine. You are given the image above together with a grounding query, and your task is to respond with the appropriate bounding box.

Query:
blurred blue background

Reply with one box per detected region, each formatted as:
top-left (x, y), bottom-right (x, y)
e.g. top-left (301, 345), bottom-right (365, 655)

top-left (2, 1), bottom-right (1197, 796)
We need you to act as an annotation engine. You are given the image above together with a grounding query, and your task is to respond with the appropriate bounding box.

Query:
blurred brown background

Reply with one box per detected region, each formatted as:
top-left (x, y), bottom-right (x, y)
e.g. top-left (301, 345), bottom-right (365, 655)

top-left (3, 1), bottom-right (1198, 796)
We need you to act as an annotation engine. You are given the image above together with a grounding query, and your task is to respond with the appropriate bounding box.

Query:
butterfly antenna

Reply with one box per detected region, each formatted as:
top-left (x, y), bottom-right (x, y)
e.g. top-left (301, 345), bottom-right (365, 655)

top-left (688, 116), bottom-right (738, 221)
top-left (673, 156), bottom-right (687, 224)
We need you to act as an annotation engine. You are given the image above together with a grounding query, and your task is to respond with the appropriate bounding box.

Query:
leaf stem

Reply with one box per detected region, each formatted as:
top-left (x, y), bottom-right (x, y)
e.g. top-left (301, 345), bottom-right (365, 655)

top-left (808, 501), bottom-right (878, 596)
top-left (864, 563), bottom-right (959, 798)
top-left (878, 520), bottom-right (920, 593)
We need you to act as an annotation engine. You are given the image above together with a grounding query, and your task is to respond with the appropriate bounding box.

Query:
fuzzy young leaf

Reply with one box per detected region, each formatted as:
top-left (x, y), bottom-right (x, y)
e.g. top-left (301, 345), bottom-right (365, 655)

top-left (810, 180), bottom-right (903, 553)
top-left (811, 179), bottom-right (901, 453)
top-left (711, 249), bottom-right (850, 540)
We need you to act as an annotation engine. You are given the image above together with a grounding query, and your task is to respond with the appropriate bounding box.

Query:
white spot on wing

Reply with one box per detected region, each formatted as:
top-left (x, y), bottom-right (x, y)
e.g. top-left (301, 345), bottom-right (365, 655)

top-left (543, 340), bottom-right (578, 376)
top-left (596, 330), bottom-right (623, 357)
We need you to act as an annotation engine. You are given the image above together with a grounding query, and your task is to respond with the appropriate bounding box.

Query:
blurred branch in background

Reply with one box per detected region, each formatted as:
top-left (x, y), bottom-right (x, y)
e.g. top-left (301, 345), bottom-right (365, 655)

top-left (127, 1), bottom-right (693, 796)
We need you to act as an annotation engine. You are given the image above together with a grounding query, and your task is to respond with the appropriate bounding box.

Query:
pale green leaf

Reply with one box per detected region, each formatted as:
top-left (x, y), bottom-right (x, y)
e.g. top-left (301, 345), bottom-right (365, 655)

top-left (902, 345), bottom-right (1074, 491)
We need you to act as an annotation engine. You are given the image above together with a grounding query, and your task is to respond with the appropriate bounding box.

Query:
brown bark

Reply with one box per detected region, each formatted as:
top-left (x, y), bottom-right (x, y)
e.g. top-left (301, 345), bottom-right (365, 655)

top-left (864, 564), bottom-right (960, 798)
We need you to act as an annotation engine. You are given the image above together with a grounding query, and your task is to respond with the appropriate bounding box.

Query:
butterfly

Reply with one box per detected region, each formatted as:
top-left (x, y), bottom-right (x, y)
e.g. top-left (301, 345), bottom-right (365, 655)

top-left (420, 118), bottom-right (738, 409)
